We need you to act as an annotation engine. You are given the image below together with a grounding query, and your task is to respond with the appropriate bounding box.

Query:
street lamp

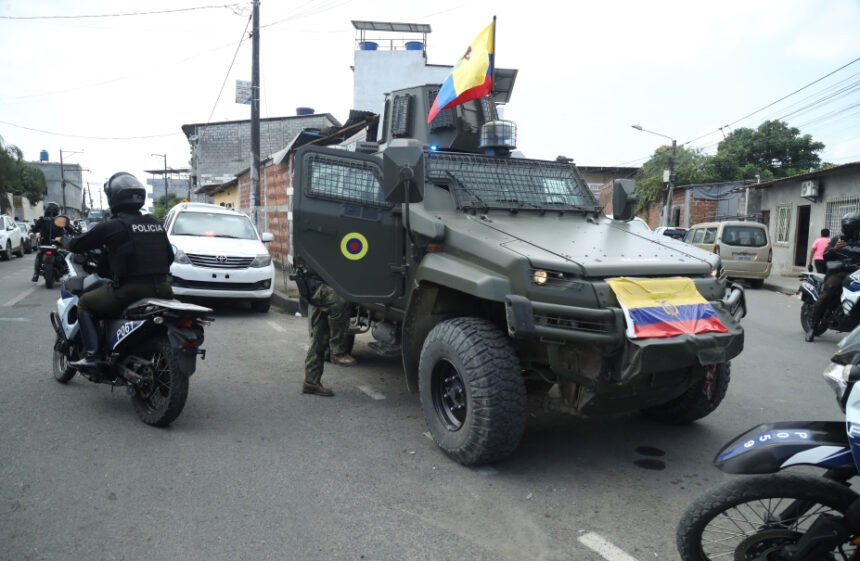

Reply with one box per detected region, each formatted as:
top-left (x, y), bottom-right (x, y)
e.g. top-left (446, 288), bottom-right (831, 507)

top-left (632, 124), bottom-right (677, 227)
top-left (59, 148), bottom-right (83, 216)
top-left (151, 153), bottom-right (168, 213)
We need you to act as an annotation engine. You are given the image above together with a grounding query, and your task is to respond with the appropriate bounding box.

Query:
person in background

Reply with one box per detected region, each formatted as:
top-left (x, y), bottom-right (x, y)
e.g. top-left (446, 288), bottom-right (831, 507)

top-left (30, 202), bottom-right (75, 282)
top-left (808, 228), bottom-right (831, 274)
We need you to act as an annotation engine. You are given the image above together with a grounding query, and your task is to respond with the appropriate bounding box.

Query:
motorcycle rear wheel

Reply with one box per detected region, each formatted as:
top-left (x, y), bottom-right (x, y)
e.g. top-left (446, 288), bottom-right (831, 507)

top-left (677, 473), bottom-right (859, 561)
top-left (52, 333), bottom-right (77, 384)
top-left (130, 337), bottom-right (189, 427)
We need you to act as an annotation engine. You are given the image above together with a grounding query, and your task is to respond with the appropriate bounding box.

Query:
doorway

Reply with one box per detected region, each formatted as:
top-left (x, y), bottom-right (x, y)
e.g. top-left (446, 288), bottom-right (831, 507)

top-left (794, 205), bottom-right (811, 267)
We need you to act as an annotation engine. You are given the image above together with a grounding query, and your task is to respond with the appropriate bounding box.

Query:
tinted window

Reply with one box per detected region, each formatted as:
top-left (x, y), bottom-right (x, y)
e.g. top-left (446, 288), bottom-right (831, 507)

top-left (703, 228), bottom-right (718, 244)
top-left (722, 226), bottom-right (767, 247)
top-left (171, 212), bottom-right (258, 240)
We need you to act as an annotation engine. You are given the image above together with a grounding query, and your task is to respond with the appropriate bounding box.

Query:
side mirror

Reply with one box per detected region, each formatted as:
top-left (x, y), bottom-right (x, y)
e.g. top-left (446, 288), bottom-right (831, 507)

top-left (612, 179), bottom-right (638, 222)
top-left (261, 232), bottom-right (274, 243)
top-left (382, 139), bottom-right (424, 204)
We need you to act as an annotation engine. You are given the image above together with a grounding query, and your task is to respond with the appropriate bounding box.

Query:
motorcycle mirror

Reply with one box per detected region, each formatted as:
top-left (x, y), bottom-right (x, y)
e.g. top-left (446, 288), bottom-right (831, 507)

top-left (850, 364), bottom-right (860, 383)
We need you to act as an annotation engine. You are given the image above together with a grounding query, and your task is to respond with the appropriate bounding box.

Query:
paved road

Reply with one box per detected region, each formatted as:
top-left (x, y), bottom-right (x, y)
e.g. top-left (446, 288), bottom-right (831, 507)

top-left (0, 253), bottom-right (845, 561)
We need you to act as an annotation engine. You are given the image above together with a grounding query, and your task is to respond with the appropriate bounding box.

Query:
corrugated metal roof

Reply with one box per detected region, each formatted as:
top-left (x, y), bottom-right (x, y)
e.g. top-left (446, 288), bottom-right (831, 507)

top-left (750, 161), bottom-right (860, 189)
top-left (352, 20), bottom-right (431, 33)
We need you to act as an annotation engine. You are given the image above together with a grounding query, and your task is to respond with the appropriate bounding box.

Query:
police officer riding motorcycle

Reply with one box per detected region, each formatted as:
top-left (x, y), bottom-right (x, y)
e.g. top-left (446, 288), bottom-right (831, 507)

top-left (64, 172), bottom-right (174, 372)
top-left (30, 201), bottom-right (76, 283)
top-left (806, 212), bottom-right (860, 342)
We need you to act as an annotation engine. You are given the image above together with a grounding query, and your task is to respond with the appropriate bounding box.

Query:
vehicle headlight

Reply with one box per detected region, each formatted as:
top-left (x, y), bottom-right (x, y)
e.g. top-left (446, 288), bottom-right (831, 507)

top-left (250, 254), bottom-right (272, 268)
top-left (532, 270), bottom-right (548, 285)
top-left (173, 248), bottom-right (191, 265)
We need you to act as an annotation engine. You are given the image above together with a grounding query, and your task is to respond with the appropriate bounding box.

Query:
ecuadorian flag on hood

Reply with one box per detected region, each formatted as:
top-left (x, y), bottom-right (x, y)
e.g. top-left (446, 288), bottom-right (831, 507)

top-left (607, 277), bottom-right (729, 339)
top-left (427, 21), bottom-right (494, 123)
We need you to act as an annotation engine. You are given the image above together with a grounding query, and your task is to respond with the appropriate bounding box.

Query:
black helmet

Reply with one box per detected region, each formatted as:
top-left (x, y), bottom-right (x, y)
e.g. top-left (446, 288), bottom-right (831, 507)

top-left (44, 202), bottom-right (60, 218)
top-left (842, 212), bottom-right (860, 240)
top-left (104, 172), bottom-right (146, 213)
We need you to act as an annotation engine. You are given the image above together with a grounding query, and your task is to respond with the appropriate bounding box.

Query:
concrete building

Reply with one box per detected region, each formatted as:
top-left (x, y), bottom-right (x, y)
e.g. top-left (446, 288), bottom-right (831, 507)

top-left (181, 114), bottom-right (341, 191)
top-left (144, 171), bottom-right (194, 206)
top-left (27, 159), bottom-right (84, 219)
top-left (747, 161), bottom-right (860, 276)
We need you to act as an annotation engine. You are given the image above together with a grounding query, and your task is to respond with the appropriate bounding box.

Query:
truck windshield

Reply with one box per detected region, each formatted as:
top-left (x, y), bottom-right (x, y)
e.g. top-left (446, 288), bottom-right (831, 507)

top-left (427, 152), bottom-right (599, 211)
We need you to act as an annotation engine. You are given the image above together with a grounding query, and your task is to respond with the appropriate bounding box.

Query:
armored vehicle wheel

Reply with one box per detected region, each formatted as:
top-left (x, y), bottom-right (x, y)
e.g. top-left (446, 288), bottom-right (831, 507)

top-left (642, 363), bottom-right (730, 424)
top-left (418, 318), bottom-right (527, 466)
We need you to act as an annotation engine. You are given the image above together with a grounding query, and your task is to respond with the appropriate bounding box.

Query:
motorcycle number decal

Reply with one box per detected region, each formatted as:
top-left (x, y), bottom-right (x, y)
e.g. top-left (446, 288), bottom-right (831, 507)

top-left (340, 232), bottom-right (368, 261)
top-left (112, 320), bottom-right (145, 349)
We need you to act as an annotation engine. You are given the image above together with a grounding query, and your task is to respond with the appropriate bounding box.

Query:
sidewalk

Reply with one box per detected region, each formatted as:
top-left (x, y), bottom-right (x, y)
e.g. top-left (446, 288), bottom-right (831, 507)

top-left (761, 273), bottom-right (802, 296)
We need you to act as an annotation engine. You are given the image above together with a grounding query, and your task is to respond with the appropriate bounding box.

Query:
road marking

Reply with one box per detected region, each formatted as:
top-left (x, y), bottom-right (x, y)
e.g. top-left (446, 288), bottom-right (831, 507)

top-left (357, 385), bottom-right (386, 400)
top-left (578, 532), bottom-right (641, 561)
top-left (4, 287), bottom-right (37, 307)
top-left (266, 321), bottom-right (286, 333)
top-left (0, 317), bottom-right (31, 322)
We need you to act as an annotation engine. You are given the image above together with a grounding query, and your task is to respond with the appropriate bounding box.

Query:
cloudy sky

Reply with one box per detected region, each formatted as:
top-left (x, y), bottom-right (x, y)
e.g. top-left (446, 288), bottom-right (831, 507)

top-left (1, 0), bottom-right (858, 209)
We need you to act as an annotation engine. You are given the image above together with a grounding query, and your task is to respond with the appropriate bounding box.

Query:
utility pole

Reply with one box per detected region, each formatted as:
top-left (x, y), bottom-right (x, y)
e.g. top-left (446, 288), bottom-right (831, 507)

top-left (250, 0), bottom-right (261, 228)
top-left (151, 153), bottom-right (168, 213)
top-left (632, 125), bottom-right (677, 227)
top-left (58, 148), bottom-right (82, 216)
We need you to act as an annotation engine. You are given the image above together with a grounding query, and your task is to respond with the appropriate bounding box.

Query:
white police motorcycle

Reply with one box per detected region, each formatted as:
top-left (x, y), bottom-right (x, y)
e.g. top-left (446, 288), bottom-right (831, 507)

top-left (50, 246), bottom-right (213, 426)
top-left (800, 266), bottom-right (860, 338)
top-left (677, 325), bottom-right (860, 560)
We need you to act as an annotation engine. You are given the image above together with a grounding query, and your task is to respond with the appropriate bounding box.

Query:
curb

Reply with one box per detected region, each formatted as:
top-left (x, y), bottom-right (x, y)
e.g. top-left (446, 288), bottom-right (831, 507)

top-left (763, 282), bottom-right (798, 296)
top-left (272, 290), bottom-right (305, 316)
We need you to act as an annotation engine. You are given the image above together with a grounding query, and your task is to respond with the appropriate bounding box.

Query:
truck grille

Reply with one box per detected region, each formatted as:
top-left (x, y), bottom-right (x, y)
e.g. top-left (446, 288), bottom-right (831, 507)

top-left (186, 253), bottom-right (253, 269)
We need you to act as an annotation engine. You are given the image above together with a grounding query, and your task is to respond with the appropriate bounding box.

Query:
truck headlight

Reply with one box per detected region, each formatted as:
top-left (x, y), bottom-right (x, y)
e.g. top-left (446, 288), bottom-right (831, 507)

top-left (173, 248), bottom-right (191, 265)
top-left (250, 254), bottom-right (272, 268)
top-left (532, 270), bottom-right (548, 285)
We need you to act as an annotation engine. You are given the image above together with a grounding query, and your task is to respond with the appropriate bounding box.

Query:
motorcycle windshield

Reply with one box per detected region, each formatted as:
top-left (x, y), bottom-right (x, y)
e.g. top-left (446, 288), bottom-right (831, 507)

top-left (833, 325), bottom-right (860, 365)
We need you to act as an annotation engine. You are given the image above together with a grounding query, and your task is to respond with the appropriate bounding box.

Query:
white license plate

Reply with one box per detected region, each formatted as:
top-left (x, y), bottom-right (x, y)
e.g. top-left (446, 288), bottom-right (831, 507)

top-left (735, 254), bottom-right (755, 261)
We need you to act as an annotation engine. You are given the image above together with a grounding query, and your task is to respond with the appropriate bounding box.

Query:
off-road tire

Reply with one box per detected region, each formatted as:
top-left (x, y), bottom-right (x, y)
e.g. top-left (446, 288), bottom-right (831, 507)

top-left (677, 473), bottom-right (859, 561)
top-left (130, 337), bottom-right (189, 427)
top-left (800, 300), bottom-right (828, 336)
top-left (641, 363), bottom-right (730, 424)
top-left (251, 298), bottom-right (271, 313)
top-left (52, 333), bottom-right (77, 384)
top-left (418, 317), bottom-right (527, 466)
top-left (1, 241), bottom-right (10, 261)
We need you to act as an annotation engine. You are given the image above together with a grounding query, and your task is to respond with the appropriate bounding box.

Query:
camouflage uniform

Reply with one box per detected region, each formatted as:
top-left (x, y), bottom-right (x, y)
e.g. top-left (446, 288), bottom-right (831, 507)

top-left (304, 283), bottom-right (351, 384)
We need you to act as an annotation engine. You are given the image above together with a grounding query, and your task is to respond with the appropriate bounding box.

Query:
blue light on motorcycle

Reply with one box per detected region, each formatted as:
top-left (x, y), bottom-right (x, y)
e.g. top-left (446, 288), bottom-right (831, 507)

top-left (153, 316), bottom-right (164, 325)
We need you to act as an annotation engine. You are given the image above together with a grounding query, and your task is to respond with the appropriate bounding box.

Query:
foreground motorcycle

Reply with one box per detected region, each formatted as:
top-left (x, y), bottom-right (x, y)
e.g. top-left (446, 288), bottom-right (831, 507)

top-left (677, 326), bottom-right (860, 560)
top-left (799, 267), bottom-right (860, 338)
top-left (51, 247), bottom-right (213, 426)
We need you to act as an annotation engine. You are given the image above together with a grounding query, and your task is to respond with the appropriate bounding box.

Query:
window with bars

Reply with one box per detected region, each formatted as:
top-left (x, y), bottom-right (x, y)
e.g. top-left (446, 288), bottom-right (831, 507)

top-left (306, 156), bottom-right (388, 207)
top-left (775, 205), bottom-right (791, 244)
top-left (825, 195), bottom-right (860, 235)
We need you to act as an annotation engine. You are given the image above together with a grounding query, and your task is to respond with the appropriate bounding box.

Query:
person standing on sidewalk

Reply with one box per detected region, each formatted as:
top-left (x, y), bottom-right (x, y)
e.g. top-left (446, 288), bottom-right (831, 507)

top-left (303, 282), bottom-right (357, 397)
top-left (808, 228), bottom-right (831, 274)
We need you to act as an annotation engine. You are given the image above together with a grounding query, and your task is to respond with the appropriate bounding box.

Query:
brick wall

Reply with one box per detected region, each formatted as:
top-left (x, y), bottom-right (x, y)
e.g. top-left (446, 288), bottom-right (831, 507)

top-left (236, 159), bottom-right (293, 267)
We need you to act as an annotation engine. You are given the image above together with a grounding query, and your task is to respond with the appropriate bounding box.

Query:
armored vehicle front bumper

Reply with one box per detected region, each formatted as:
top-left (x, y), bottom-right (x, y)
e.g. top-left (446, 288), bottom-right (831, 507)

top-left (504, 283), bottom-right (746, 382)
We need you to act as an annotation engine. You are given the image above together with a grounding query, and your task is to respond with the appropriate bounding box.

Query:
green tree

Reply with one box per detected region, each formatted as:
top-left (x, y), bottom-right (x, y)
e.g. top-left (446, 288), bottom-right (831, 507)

top-left (152, 193), bottom-right (181, 219)
top-left (710, 120), bottom-right (825, 181)
top-left (0, 135), bottom-right (46, 214)
top-left (634, 145), bottom-right (717, 211)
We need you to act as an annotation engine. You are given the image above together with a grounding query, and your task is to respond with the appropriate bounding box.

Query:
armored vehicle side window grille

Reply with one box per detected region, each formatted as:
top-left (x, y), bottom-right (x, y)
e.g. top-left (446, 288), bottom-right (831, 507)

top-left (426, 152), bottom-right (599, 211)
top-left (306, 155), bottom-right (388, 207)
top-left (427, 89), bottom-right (456, 131)
top-left (391, 94), bottom-right (412, 138)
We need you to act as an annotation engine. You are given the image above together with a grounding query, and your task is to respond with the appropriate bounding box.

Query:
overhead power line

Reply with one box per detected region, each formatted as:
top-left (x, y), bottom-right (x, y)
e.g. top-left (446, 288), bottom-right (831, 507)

top-left (683, 56), bottom-right (860, 146)
top-left (207, 14), bottom-right (253, 123)
top-left (0, 119), bottom-right (179, 140)
top-left (0, 4), bottom-right (245, 20)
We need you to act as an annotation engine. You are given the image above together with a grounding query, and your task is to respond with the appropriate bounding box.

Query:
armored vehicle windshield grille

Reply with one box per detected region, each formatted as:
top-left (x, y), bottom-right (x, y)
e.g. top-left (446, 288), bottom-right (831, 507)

top-left (305, 154), bottom-right (389, 207)
top-left (391, 94), bottom-right (412, 137)
top-left (427, 152), bottom-right (599, 211)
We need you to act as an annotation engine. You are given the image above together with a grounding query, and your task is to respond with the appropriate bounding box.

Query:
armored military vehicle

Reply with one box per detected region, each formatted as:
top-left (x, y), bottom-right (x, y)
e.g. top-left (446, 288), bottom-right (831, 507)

top-left (290, 85), bottom-right (746, 466)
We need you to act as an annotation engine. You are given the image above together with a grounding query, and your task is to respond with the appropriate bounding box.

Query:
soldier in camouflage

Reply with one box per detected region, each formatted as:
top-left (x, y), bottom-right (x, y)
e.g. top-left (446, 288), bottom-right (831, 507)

top-left (303, 283), bottom-right (357, 397)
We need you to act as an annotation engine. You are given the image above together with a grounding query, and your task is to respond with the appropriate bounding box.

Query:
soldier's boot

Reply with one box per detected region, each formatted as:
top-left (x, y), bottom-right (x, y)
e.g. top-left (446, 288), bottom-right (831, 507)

top-left (302, 381), bottom-right (334, 397)
top-left (331, 353), bottom-right (357, 367)
top-left (70, 311), bottom-right (107, 373)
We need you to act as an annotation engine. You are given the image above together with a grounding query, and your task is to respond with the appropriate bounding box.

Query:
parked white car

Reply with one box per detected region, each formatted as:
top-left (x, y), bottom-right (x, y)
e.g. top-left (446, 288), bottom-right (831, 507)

top-left (0, 214), bottom-right (24, 261)
top-left (163, 203), bottom-right (275, 312)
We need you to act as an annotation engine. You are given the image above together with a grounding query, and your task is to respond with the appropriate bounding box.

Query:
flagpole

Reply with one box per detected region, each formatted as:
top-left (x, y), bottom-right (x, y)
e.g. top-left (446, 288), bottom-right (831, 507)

top-left (491, 15), bottom-right (496, 97)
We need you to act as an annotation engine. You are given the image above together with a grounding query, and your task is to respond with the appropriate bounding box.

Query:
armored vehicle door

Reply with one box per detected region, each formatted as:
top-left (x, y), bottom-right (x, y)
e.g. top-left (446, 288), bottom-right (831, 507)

top-left (292, 145), bottom-right (404, 303)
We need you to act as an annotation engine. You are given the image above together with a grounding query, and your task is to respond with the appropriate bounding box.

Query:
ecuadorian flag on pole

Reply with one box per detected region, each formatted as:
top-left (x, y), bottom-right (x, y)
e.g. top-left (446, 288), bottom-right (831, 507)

top-left (607, 277), bottom-right (729, 339)
top-left (427, 20), bottom-right (495, 123)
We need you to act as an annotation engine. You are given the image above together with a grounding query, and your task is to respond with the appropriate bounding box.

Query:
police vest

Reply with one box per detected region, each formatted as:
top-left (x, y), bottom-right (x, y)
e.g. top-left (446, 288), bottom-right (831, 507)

top-left (109, 214), bottom-right (172, 280)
